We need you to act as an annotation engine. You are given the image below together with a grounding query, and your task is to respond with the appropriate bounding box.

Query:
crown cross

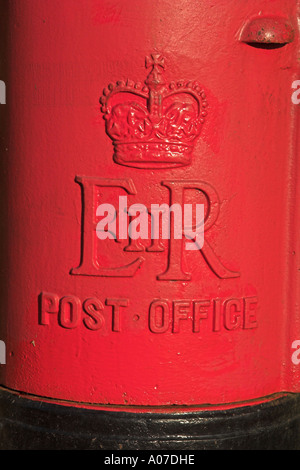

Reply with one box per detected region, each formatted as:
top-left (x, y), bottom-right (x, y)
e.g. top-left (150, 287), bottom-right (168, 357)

top-left (144, 54), bottom-right (167, 120)
top-left (100, 54), bottom-right (208, 169)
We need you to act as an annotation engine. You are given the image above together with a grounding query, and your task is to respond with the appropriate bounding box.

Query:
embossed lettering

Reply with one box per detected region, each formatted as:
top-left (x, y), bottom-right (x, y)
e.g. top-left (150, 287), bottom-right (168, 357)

top-left (224, 298), bottom-right (242, 331)
top-left (106, 298), bottom-right (129, 332)
top-left (83, 298), bottom-right (105, 331)
top-left (148, 296), bottom-right (258, 334)
top-left (149, 300), bottom-right (170, 334)
top-left (39, 292), bottom-right (60, 325)
top-left (59, 296), bottom-right (81, 329)
top-left (193, 300), bottom-right (211, 333)
top-left (158, 181), bottom-right (240, 281)
top-left (71, 177), bottom-right (144, 277)
top-left (243, 296), bottom-right (258, 329)
top-left (72, 177), bottom-right (239, 281)
top-left (39, 293), bottom-right (258, 334)
top-left (39, 292), bottom-right (129, 332)
top-left (213, 298), bottom-right (222, 332)
top-left (173, 300), bottom-right (191, 333)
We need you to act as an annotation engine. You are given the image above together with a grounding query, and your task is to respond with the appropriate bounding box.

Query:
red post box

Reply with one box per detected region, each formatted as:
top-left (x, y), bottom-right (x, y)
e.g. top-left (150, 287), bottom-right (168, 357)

top-left (0, 0), bottom-right (300, 450)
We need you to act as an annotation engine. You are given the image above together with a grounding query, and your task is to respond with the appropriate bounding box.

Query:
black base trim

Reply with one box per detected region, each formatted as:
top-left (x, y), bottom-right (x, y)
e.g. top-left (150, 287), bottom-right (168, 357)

top-left (1, 388), bottom-right (300, 450)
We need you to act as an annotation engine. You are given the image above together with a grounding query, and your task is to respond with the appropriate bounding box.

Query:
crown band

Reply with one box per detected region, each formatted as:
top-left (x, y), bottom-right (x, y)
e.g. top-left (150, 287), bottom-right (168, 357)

top-left (114, 142), bottom-right (193, 169)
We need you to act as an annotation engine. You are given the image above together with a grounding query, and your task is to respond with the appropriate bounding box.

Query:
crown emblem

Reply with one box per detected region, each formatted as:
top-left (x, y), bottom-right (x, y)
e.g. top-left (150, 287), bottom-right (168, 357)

top-left (100, 54), bottom-right (208, 169)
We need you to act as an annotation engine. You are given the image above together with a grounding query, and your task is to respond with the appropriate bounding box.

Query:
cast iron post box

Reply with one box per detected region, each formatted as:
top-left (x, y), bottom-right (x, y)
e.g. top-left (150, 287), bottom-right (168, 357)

top-left (0, 0), bottom-right (300, 450)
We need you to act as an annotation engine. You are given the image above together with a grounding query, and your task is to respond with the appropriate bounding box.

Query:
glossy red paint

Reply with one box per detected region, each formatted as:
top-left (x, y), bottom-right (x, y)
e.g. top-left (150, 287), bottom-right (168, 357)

top-left (0, 0), bottom-right (300, 410)
top-left (239, 16), bottom-right (295, 45)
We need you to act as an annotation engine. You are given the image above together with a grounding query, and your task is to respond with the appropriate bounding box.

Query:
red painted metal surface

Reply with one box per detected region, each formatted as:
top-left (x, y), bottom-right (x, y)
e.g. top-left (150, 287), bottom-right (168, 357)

top-left (0, 0), bottom-right (300, 410)
top-left (239, 16), bottom-right (295, 45)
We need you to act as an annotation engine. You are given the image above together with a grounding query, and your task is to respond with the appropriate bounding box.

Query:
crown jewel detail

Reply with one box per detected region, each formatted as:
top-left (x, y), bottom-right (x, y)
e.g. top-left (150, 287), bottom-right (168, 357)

top-left (100, 54), bottom-right (208, 169)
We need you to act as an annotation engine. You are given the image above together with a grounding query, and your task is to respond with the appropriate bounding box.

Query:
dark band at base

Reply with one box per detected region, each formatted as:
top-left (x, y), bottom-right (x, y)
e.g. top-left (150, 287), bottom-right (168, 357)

top-left (0, 387), bottom-right (300, 450)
